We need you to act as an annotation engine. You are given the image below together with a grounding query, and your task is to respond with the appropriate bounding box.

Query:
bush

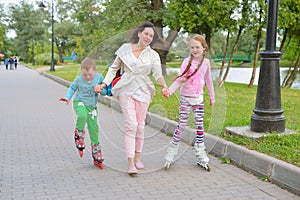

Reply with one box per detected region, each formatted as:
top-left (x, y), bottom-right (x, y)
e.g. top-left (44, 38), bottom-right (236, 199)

top-left (35, 53), bottom-right (59, 65)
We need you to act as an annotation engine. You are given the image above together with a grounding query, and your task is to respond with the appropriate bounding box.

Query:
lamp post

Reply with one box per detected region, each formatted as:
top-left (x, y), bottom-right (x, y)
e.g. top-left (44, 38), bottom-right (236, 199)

top-left (250, 0), bottom-right (285, 132)
top-left (39, 0), bottom-right (55, 71)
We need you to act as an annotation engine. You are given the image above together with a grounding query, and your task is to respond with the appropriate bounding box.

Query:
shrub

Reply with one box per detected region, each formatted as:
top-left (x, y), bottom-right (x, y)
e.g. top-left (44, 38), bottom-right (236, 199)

top-left (35, 53), bottom-right (58, 65)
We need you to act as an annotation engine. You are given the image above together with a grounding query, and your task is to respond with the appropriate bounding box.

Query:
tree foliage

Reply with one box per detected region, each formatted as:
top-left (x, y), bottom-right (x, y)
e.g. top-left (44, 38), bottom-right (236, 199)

top-left (1, 0), bottom-right (299, 87)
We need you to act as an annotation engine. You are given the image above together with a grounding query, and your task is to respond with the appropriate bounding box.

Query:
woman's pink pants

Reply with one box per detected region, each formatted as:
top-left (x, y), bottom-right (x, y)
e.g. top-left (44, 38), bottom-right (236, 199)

top-left (118, 96), bottom-right (149, 158)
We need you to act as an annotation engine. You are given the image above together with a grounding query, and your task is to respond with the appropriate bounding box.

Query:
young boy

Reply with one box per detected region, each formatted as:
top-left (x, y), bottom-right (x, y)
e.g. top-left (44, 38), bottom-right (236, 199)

top-left (59, 57), bottom-right (105, 169)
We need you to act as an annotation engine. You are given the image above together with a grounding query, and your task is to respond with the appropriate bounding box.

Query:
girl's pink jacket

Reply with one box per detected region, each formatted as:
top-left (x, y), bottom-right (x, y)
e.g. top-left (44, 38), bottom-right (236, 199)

top-left (169, 57), bottom-right (215, 104)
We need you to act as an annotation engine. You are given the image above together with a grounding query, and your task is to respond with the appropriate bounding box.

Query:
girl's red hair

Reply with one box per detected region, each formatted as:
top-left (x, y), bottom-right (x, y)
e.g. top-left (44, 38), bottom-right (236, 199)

top-left (175, 35), bottom-right (208, 82)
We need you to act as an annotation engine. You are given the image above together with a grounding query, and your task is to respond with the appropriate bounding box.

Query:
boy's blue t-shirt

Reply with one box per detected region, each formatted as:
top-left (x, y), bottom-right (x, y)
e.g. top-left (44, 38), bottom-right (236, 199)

top-left (65, 73), bottom-right (104, 108)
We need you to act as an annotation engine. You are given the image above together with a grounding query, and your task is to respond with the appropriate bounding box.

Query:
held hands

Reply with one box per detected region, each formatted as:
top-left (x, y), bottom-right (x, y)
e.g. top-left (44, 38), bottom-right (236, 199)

top-left (94, 83), bottom-right (106, 93)
top-left (59, 97), bottom-right (70, 104)
top-left (161, 86), bottom-right (170, 98)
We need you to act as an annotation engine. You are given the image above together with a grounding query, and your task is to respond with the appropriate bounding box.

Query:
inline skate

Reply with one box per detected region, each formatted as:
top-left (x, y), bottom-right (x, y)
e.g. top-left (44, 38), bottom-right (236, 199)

top-left (91, 144), bottom-right (104, 169)
top-left (164, 143), bottom-right (179, 170)
top-left (74, 129), bottom-right (85, 157)
top-left (193, 143), bottom-right (210, 171)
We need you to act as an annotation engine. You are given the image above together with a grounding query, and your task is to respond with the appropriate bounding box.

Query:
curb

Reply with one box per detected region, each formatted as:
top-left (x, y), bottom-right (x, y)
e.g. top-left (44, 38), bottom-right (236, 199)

top-left (41, 71), bottom-right (300, 196)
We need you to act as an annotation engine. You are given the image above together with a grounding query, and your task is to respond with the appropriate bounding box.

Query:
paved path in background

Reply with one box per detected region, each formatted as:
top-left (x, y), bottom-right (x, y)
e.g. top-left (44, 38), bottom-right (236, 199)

top-left (0, 64), bottom-right (299, 200)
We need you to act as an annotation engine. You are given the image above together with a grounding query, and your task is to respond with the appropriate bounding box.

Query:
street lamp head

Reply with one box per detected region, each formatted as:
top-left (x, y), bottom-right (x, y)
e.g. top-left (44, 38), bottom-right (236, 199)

top-left (38, 2), bottom-right (46, 8)
top-left (39, 0), bottom-right (55, 71)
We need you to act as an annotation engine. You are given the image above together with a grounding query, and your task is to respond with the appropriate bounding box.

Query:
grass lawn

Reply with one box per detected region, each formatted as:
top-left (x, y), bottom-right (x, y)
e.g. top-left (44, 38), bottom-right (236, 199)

top-left (33, 62), bottom-right (300, 168)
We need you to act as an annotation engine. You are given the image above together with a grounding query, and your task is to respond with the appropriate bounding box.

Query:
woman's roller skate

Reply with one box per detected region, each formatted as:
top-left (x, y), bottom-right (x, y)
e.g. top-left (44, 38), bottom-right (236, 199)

top-left (164, 143), bottom-right (179, 170)
top-left (91, 144), bottom-right (104, 169)
top-left (74, 129), bottom-right (85, 157)
top-left (194, 143), bottom-right (211, 172)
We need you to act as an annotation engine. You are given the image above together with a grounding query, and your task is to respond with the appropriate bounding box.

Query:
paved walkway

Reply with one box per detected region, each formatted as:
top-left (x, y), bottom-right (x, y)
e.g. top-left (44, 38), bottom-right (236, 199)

top-left (0, 64), bottom-right (299, 200)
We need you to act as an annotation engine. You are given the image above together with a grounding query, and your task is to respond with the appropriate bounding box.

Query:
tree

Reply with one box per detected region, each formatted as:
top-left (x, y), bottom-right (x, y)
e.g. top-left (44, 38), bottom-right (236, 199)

top-left (218, 0), bottom-right (251, 87)
top-left (53, 20), bottom-right (79, 62)
top-left (0, 4), bottom-right (6, 54)
top-left (248, 0), bottom-right (267, 88)
top-left (278, 0), bottom-right (300, 88)
top-left (7, 1), bottom-right (47, 63)
top-left (216, 1), bottom-right (239, 83)
top-left (92, 0), bottom-right (180, 75)
top-left (167, 0), bottom-right (229, 49)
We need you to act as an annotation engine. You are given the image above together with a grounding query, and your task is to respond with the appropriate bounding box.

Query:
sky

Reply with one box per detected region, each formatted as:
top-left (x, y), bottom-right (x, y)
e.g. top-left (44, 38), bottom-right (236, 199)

top-left (3, 0), bottom-right (20, 4)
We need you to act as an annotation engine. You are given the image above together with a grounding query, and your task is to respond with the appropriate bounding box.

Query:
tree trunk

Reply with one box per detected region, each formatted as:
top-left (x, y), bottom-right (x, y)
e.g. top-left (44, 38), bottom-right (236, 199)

top-left (219, 26), bottom-right (243, 87)
top-left (282, 50), bottom-right (296, 87)
top-left (26, 47), bottom-right (29, 64)
top-left (204, 29), bottom-right (212, 51)
top-left (151, 0), bottom-right (179, 76)
top-left (153, 28), bottom-right (180, 76)
top-left (248, 27), bottom-right (262, 88)
top-left (279, 28), bottom-right (288, 52)
top-left (284, 54), bottom-right (300, 88)
top-left (218, 31), bottom-right (230, 83)
top-left (282, 66), bottom-right (293, 87)
top-left (280, 31), bottom-right (292, 59)
top-left (57, 46), bottom-right (64, 63)
top-left (282, 43), bottom-right (298, 86)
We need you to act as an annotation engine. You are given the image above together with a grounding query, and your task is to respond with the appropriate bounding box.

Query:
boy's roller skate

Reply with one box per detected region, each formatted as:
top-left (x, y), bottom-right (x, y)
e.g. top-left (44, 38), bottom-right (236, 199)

top-left (194, 143), bottom-right (210, 172)
top-left (164, 143), bottom-right (179, 170)
top-left (74, 129), bottom-right (85, 157)
top-left (91, 144), bottom-right (104, 169)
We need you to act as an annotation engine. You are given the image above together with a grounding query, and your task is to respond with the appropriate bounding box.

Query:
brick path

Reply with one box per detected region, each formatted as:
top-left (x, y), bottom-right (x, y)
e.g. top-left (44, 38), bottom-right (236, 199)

top-left (0, 65), bottom-right (299, 200)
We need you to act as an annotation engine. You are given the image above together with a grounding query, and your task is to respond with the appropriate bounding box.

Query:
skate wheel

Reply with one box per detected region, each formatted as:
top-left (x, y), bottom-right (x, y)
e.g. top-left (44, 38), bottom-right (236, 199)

top-left (197, 163), bottom-right (211, 172)
top-left (94, 161), bottom-right (104, 169)
top-left (79, 150), bottom-right (83, 157)
top-left (206, 164), bottom-right (211, 172)
top-left (164, 162), bottom-right (171, 170)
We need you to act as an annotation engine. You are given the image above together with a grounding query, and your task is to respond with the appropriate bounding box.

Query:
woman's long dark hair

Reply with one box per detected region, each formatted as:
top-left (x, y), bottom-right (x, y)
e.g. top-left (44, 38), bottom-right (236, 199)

top-left (175, 35), bottom-right (209, 82)
top-left (129, 22), bottom-right (162, 47)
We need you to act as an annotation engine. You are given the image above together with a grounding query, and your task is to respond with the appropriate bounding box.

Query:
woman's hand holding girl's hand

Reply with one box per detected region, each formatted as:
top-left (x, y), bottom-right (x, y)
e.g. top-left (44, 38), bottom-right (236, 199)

top-left (162, 86), bottom-right (170, 98)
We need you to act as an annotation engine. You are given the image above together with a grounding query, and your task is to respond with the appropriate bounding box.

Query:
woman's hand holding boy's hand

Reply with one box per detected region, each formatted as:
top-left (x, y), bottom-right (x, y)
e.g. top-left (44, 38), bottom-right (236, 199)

top-left (94, 83), bottom-right (106, 93)
top-left (59, 97), bottom-right (70, 104)
top-left (94, 84), bottom-right (102, 93)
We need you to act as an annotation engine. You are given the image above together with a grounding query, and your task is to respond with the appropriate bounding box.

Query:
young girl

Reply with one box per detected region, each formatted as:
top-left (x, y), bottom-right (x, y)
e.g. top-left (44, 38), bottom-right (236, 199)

top-left (59, 57), bottom-right (105, 169)
top-left (163, 35), bottom-right (215, 170)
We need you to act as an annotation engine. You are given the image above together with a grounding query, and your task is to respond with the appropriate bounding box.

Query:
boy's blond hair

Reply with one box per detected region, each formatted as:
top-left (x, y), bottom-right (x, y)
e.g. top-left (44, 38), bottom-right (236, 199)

top-left (81, 57), bottom-right (96, 71)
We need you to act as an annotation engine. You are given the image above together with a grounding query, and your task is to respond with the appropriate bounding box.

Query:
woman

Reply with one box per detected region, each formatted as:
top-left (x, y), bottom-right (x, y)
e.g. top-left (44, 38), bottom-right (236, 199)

top-left (95, 22), bottom-right (168, 175)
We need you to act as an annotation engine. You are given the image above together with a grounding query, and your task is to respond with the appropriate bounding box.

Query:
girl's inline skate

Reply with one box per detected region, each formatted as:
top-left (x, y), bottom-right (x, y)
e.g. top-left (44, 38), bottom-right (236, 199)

top-left (164, 143), bottom-right (179, 170)
top-left (193, 143), bottom-right (210, 171)
top-left (91, 144), bottom-right (104, 169)
top-left (74, 129), bottom-right (85, 157)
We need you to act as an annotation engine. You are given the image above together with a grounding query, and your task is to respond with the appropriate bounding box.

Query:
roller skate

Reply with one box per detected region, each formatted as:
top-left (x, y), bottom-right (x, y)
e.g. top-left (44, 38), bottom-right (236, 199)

top-left (194, 143), bottom-right (211, 172)
top-left (164, 143), bottom-right (179, 170)
top-left (74, 129), bottom-right (85, 157)
top-left (91, 144), bottom-right (104, 169)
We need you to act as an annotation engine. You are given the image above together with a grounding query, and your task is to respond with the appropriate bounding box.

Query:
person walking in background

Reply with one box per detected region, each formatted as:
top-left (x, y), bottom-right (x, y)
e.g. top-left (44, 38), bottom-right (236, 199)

top-left (14, 57), bottom-right (18, 70)
top-left (9, 57), bottom-right (14, 70)
top-left (4, 58), bottom-right (9, 70)
top-left (162, 35), bottom-right (215, 171)
top-left (59, 57), bottom-right (106, 169)
top-left (94, 22), bottom-right (168, 175)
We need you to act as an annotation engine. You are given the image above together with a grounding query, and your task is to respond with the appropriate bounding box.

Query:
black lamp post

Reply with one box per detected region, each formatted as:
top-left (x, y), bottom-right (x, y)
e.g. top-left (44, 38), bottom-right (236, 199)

top-left (39, 0), bottom-right (55, 71)
top-left (250, 0), bottom-right (285, 132)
